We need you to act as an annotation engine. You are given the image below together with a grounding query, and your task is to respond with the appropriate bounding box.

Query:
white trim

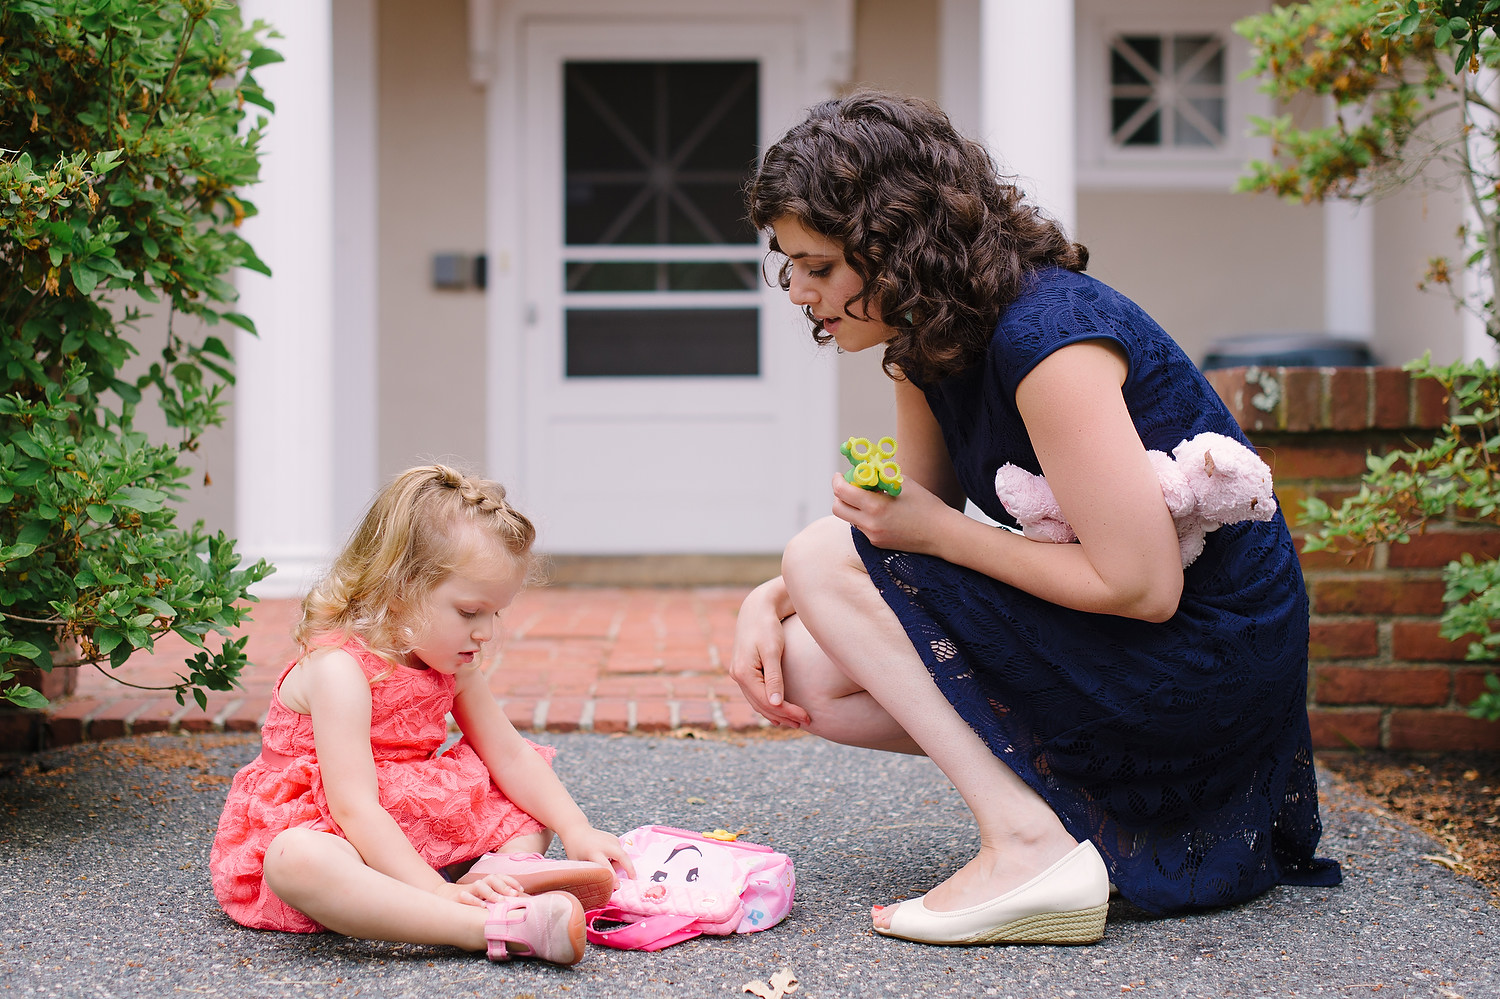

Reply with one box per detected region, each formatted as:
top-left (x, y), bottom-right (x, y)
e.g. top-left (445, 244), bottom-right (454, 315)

top-left (562, 293), bottom-right (763, 309)
top-left (563, 245), bottom-right (763, 262)
top-left (1075, 0), bottom-right (1271, 191)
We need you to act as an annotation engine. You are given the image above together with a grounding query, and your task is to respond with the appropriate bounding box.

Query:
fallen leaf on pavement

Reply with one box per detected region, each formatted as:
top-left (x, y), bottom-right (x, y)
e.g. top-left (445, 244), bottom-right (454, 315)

top-left (744, 967), bottom-right (799, 999)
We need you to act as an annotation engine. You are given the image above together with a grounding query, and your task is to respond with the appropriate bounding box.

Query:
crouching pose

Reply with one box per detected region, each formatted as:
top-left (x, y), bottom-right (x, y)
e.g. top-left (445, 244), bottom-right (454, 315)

top-left (729, 92), bottom-right (1341, 946)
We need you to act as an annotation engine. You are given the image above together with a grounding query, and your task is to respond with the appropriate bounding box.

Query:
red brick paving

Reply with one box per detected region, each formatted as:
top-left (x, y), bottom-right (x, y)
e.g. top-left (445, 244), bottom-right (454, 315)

top-left (33, 586), bottom-right (761, 747)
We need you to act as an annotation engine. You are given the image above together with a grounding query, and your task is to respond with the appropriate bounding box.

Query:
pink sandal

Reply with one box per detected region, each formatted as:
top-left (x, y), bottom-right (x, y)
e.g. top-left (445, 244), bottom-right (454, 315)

top-left (484, 891), bottom-right (586, 965)
top-left (460, 852), bottom-right (615, 912)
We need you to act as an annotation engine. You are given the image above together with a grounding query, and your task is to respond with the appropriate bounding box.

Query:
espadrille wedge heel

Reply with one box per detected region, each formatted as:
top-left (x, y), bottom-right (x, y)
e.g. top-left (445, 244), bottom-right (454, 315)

top-left (874, 841), bottom-right (1110, 946)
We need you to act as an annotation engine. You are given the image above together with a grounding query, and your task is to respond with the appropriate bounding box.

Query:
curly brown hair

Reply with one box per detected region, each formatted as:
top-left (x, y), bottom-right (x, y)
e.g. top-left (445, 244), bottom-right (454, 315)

top-left (746, 91), bottom-right (1087, 384)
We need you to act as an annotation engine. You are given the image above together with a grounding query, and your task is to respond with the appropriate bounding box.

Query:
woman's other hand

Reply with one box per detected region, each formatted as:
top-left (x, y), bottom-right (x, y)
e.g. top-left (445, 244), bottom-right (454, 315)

top-left (728, 578), bottom-right (812, 728)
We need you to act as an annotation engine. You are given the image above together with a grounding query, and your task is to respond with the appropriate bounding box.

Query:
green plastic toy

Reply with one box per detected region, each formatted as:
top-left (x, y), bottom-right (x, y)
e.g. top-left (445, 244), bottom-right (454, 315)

top-left (841, 436), bottom-right (903, 496)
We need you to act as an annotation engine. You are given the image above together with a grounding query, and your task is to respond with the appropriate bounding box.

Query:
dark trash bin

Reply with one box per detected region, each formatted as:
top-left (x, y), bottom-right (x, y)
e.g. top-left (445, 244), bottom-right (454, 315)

top-left (1200, 333), bottom-right (1377, 371)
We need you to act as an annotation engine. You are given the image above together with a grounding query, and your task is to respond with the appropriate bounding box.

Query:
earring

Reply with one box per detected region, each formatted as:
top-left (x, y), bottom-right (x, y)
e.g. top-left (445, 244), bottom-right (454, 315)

top-left (903, 310), bottom-right (915, 325)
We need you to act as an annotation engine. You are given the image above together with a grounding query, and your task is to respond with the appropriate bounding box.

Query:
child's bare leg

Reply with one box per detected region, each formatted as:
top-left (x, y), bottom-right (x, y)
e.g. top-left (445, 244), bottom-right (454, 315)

top-left (442, 828), bottom-right (554, 881)
top-left (264, 828), bottom-right (487, 949)
top-left (781, 517), bottom-right (1079, 923)
top-left (497, 828), bottom-right (553, 855)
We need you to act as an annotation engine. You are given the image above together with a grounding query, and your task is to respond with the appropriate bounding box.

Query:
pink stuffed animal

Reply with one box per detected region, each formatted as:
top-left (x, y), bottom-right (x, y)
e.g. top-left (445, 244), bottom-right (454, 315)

top-left (993, 431), bottom-right (1276, 567)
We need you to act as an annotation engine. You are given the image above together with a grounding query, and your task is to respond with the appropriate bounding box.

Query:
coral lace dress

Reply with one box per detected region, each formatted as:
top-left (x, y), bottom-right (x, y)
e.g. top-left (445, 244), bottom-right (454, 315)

top-left (210, 640), bottom-right (554, 932)
top-left (855, 268), bottom-right (1341, 915)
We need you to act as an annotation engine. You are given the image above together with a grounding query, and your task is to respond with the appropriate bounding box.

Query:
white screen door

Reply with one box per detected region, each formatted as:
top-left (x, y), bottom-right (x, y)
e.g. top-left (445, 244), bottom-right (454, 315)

top-left (520, 23), bottom-right (831, 553)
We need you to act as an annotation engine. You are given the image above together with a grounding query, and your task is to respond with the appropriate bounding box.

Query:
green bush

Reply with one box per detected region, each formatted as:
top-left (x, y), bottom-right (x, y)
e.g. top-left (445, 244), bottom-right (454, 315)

top-left (1237, 1), bottom-right (1500, 721)
top-left (0, 0), bottom-right (278, 710)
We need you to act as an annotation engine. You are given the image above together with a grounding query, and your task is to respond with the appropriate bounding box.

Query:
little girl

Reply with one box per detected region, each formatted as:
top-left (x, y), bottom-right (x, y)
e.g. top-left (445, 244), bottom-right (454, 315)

top-left (210, 465), bottom-right (633, 965)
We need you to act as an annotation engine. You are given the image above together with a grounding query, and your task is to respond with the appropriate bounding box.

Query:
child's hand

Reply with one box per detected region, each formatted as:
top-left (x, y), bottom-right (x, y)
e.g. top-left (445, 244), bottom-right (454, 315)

top-left (441, 873), bottom-right (524, 907)
top-left (563, 826), bottom-right (637, 881)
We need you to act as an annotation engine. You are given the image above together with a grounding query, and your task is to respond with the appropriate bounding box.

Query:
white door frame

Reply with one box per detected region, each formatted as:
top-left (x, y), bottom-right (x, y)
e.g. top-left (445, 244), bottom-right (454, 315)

top-left (475, 0), bottom-right (852, 553)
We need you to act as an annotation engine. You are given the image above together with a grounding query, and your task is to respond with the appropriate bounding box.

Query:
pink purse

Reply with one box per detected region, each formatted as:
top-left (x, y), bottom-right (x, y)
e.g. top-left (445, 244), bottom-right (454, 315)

top-left (585, 826), bottom-right (796, 951)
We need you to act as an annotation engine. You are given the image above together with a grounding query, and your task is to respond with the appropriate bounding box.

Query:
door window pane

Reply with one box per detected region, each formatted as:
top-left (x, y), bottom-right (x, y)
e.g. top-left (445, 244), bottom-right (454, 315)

top-left (562, 60), bottom-right (762, 379)
top-left (565, 62), bottom-right (759, 246)
top-left (565, 309), bottom-right (759, 376)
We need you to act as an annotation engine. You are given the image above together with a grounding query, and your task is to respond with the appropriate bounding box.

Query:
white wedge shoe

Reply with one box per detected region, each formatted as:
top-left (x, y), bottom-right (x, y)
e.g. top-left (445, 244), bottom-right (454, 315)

top-left (874, 841), bottom-right (1110, 946)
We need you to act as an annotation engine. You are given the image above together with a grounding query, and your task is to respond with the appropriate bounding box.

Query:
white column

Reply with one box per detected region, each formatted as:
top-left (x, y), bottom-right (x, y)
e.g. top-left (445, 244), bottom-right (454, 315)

top-left (1323, 200), bottom-right (1374, 342)
top-left (1322, 99), bottom-right (1375, 347)
top-left (332, 0), bottom-right (379, 533)
top-left (979, 0), bottom-right (1076, 234)
top-left (1464, 69), bottom-right (1500, 363)
top-left (235, 0), bottom-right (337, 597)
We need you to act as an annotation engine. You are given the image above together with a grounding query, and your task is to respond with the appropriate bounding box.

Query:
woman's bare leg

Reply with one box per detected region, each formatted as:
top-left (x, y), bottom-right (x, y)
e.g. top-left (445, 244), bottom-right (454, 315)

top-left (264, 828), bottom-right (488, 948)
top-left (780, 517), bottom-right (1079, 923)
top-left (779, 613), bottom-right (922, 754)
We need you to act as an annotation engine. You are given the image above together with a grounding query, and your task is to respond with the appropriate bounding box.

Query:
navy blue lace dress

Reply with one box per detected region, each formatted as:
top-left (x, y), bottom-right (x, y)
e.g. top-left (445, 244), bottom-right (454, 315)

top-left (853, 267), bottom-right (1341, 915)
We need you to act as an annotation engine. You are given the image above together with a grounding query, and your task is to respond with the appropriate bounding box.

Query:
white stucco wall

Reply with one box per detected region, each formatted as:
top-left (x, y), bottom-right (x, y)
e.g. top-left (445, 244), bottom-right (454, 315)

top-left (832, 0), bottom-right (941, 441)
top-left (376, 0), bottom-right (490, 479)
top-left (1079, 190), bottom-right (1326, 365)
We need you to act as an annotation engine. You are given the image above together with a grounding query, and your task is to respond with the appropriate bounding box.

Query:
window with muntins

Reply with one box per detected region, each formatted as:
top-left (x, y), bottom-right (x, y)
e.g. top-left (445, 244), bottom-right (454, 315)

top-left (1076, 0), bottom-right (1268, 190)
top-left (563, 61), bottom-right (761, 376)
top-left (1109, 33), bottom-right (1226, 150)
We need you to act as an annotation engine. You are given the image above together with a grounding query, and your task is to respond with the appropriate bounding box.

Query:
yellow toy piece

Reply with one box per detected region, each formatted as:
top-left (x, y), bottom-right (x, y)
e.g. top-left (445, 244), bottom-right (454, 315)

top-left (701, 828), bottom-right (741, 842)
top-left (840, 436), bottom-right (903, 496)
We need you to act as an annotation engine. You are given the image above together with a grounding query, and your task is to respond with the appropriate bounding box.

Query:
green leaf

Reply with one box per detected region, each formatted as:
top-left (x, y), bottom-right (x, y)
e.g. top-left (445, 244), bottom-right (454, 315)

top-left (199, 336), bottom-right (232, 359)
top-left (0, 641), bottom-right (43, 660)
top-left (220, 312), bottom-right (256, 334)
top-left (247, 47), bottom-right (285, 70)
top-left (4, 686), bottom-right (49, 710)
top-left (114, 487), bottom-right (165, 512)
top-left (69, 262), bottom-right (99, 295)
top-left (111, 379), bottom-right (142, 404)
top-left (17, 523), bottom-right (50, 546)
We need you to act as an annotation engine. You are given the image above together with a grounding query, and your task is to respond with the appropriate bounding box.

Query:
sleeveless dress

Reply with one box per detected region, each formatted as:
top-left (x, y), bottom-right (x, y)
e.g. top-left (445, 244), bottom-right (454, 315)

top-left (854, 267), bottom-right (1342, 915)
top-left (210, 640), bottom-right (555, 932)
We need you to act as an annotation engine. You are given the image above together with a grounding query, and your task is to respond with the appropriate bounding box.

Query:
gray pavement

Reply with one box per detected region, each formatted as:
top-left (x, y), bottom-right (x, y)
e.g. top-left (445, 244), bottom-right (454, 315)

top-left (0, 731), bottom-right (1494, 999)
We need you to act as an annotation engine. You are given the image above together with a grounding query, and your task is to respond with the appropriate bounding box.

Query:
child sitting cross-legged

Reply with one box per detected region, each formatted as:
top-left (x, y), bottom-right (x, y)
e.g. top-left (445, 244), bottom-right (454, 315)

top-left (211, 464), bottom-right (634, 965)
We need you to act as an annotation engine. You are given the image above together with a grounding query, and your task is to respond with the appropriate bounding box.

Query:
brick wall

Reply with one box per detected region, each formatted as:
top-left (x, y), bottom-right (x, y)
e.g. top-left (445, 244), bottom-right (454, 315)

top-left (1206, 365), bottom-right (1500, 752)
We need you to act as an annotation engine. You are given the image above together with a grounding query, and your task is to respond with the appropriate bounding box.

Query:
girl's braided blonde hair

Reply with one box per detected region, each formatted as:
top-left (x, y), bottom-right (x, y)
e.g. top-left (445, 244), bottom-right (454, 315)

top-left (294, 464), bottom-right (537, 667)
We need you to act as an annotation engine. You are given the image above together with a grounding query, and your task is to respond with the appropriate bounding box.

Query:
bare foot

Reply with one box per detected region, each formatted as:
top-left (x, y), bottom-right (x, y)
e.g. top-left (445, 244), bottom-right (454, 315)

top-left (871, 834), bottom-right (1080, 930)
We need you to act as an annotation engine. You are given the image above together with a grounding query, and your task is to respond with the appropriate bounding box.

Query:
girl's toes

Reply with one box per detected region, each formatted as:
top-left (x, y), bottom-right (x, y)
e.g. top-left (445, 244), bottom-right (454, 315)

top-left (871, 904), bottom-right (893, 930)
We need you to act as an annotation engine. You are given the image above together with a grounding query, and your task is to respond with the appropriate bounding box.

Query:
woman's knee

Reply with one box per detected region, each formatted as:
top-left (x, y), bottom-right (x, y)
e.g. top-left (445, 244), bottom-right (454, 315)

top-left (782, 516), bottom-right (859, 596)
